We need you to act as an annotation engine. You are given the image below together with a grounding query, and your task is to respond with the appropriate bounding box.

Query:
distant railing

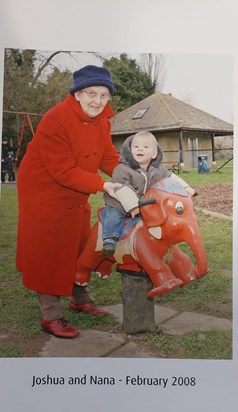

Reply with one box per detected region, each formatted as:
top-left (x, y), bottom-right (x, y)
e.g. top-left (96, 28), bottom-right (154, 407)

top-left (163, 148), bottom-right (233, 163)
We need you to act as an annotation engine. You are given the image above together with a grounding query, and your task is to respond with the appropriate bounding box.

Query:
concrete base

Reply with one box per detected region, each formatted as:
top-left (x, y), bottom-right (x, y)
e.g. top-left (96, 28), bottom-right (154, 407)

top-left (121, 271), bottom-right (156, 334)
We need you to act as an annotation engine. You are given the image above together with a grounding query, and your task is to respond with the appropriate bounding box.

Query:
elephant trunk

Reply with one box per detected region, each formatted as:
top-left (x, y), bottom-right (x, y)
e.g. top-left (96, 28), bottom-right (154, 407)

top-left (185, 224), bottom-right (208, 278)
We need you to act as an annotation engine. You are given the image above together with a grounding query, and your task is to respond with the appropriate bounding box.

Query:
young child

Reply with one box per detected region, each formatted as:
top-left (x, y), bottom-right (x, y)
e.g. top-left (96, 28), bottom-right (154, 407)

top-left (102, 131), bottom-right (195, 255)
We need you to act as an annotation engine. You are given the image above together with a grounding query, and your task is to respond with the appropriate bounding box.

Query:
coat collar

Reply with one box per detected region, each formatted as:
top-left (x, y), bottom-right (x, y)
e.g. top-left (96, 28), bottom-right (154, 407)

top-left (66, 93), bottom-right (115, 122)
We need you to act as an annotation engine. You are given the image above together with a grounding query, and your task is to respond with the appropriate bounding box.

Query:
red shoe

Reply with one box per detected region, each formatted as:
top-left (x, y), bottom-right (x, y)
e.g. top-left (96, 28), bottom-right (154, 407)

top-left (69, 300), bottom-right (110, 316)
top-left (41, 318), bottom-right (80, 339)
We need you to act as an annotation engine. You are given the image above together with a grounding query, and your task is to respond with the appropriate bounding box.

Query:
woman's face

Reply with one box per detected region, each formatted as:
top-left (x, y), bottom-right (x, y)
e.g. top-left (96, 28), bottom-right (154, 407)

top-left (75, 86), bottom-right (110, 118)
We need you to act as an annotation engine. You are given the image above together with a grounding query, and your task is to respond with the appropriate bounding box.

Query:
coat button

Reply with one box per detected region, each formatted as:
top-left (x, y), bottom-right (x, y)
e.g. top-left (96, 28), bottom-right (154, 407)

top-left (83, 122), bottom-right (88, 126)
top-left (68, 205), bottom-right (73, 209)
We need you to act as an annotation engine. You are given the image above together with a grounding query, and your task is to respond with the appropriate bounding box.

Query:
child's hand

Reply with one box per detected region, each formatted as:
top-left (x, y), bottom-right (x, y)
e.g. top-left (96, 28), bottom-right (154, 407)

top-left (185, 186), bottom-right (195, 197)
top-left (131, 207), bottom-right (140, 218)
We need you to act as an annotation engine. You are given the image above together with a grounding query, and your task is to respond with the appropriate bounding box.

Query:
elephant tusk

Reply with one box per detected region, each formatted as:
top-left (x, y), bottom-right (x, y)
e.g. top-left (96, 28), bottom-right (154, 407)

top-left (175, 201), bottom-right (184, 214)
top-left (148, 226), bottom-right (162, 239)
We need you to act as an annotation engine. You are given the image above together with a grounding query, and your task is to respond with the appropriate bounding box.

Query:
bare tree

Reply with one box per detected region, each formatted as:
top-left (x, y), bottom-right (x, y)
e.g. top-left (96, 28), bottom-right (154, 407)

top-left (32, 51), bottom-right (69, 85)
top-left (32, 50), bottom-right (106, 85)
top-left (139, 53), bottom-right (166, 91)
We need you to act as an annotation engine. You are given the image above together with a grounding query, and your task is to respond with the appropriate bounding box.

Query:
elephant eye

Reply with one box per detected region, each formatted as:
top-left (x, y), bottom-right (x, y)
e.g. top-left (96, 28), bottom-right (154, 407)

top-left (175, 201), bottom-right (184, 214)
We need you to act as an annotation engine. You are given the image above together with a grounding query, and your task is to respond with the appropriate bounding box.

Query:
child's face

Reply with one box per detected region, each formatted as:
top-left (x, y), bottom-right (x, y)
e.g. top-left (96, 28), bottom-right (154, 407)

top-left (131, 135), bottom-right (157, 169)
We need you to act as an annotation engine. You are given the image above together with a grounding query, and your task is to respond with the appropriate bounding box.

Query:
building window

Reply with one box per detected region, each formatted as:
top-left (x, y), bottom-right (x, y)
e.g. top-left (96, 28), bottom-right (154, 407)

top-left (132, 108), bottom-right (148, 119)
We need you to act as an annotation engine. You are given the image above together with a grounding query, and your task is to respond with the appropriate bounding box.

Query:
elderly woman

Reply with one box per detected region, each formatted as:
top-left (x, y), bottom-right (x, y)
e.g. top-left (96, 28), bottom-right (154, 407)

top-left (16, 65), bottom-right (120, 338)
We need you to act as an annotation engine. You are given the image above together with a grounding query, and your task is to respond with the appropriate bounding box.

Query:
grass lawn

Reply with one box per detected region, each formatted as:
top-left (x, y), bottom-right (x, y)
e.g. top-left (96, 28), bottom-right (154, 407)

top-left (0, 164), bottom-right (233, 359)
top-left (178, 160), bottom-right (233, 185)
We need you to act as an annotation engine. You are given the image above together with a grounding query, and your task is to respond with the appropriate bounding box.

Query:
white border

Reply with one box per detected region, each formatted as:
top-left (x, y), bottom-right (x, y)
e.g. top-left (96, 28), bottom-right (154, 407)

top-left (1, 1), bottom-right (237, 411)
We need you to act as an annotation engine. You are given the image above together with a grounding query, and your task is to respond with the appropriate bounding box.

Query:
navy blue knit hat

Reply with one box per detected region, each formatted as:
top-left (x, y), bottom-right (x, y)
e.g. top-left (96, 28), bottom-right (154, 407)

top-left (69, 65), bottom-right (114, 95)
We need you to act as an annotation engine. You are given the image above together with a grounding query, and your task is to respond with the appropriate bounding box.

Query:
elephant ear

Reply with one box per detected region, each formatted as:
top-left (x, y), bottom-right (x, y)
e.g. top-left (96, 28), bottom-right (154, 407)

top-left (141, 189), bottom-right (168, 227)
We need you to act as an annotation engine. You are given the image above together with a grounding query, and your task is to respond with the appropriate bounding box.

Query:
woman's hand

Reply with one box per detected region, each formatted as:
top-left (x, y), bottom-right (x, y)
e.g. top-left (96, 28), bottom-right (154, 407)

top-left (103, 182), bottom-right (122, 199)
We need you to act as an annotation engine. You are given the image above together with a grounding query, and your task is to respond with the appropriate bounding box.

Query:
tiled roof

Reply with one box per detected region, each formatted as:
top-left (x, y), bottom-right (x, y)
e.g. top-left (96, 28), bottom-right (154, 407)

top-left (111, 92), bottom-right (233, 135)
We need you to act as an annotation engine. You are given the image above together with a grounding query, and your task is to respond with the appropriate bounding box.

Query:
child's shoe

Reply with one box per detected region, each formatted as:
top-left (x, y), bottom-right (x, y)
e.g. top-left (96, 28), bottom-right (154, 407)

top-left (102, 238), bottom-right (117, 255)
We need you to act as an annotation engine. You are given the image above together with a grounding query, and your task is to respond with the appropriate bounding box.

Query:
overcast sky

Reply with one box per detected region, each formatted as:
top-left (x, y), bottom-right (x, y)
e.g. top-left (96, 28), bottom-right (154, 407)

top-left (48, 50), bottom-right (233, 124)
top-left (162, 53), bottom-right (233, 123)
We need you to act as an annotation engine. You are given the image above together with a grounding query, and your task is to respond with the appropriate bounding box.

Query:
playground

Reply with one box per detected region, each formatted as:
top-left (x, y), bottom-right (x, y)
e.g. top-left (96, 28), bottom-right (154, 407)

top-left (0, 164), bottom-right (233, 359)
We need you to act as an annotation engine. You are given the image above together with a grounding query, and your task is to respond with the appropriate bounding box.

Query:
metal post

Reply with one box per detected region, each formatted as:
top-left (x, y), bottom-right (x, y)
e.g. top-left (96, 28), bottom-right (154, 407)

top-left (179, 130), bottom-right (184, 164)
top-left (121, 271), bottom-right (156, 334)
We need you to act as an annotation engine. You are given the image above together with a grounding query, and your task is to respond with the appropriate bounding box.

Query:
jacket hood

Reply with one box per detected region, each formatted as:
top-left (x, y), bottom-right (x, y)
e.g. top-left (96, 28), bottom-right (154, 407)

top-left (120, 134), bottom-right (164, 169)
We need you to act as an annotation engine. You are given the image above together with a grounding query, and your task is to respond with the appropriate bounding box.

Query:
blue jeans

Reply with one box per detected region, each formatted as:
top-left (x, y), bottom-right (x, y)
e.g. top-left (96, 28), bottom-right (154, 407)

top-left (102, 206), bottom-right (126, 241)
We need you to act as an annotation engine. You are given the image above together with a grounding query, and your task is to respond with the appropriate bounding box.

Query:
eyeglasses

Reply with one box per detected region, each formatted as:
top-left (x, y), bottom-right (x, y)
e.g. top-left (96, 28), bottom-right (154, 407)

top-left (82, 89), bottom-right (111, 101)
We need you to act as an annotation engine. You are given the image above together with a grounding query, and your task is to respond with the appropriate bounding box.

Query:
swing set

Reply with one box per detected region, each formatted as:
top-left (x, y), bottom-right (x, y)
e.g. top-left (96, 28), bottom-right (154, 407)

top-left (3, 110), bottom-right (42, 169)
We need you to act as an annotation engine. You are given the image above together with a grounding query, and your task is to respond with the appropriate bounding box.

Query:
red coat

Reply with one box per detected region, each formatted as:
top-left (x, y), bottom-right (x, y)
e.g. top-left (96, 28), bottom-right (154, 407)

top-left (16, 94), bottom-right (119, 295)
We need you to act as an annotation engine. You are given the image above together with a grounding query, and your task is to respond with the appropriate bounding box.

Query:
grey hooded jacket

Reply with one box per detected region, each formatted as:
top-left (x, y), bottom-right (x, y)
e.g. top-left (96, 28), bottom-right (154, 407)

top-left (104, 134), bottom-right (171, 214)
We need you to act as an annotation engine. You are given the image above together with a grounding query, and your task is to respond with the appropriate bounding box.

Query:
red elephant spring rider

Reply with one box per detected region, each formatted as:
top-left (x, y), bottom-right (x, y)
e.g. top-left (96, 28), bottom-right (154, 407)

top-left (75, 177), bottom-right (208, 297)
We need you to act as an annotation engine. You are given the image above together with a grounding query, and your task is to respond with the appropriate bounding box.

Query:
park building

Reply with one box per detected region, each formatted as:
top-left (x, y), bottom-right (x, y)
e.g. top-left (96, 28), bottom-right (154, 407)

top-left (110, 92), bottom-right (233, 172)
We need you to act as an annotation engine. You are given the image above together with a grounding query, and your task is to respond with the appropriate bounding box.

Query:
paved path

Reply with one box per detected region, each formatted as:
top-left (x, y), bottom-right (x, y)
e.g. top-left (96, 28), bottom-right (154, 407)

top-left (40, 303), bottom-right (231, 358)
